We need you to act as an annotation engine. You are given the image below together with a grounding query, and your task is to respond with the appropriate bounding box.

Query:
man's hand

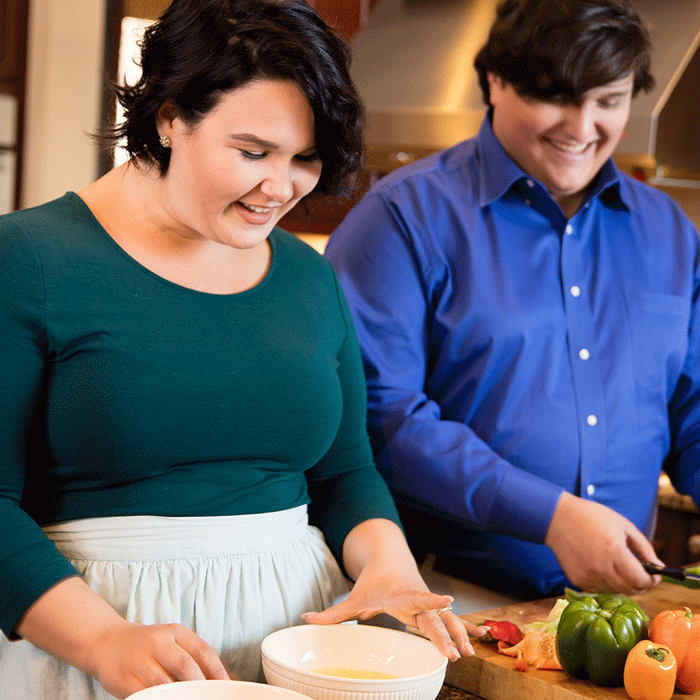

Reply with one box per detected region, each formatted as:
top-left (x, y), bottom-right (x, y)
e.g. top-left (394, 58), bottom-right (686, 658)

top-left (545, 492), bottom-right (664, 595)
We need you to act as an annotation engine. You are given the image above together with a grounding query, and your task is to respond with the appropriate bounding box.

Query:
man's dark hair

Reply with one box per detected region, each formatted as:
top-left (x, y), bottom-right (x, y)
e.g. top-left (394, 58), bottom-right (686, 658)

top-left (104, 0), bottom-right (364, 198)
top-left (474, 0), bottom-right (654, 104)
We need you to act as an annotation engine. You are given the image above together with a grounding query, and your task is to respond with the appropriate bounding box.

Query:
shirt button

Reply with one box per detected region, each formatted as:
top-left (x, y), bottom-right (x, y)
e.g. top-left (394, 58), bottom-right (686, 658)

top-left (584, 202), bottom-right (590, 208)
top-left (579, 348), bottom-right (590, 360)
top-left (587, 484), bottom-right (595, 496)
top-left (587, 415), bottom-right (598, 426)
top-left (570, 286), bottom-right (581, 297)
top-left (526, 179), bottom-right (535, 188)
top-left (565, 224), bottom-right (574, 235)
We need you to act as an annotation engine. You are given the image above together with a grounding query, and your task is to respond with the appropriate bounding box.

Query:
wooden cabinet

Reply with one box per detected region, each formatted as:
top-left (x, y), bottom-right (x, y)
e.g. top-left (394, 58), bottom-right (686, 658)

top-left (653, 476), bottom-right (700, 567)
top-left (0, 0), bottom-right (26, 86)
top-left (279, 171), bottom-right (378, 236)
top-left (307, 0), bottom-right (381, 42)
top-left (0, 0), bottom-right (29, 212)
top-left (654, 506), bottom-right (700, 568)
top-left (0, 0), bottom-right (29, 89)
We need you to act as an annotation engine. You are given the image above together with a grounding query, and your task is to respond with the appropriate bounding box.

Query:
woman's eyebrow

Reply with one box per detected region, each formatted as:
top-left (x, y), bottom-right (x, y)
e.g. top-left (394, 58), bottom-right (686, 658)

top-left (229, 133), bottom-right (279, 149)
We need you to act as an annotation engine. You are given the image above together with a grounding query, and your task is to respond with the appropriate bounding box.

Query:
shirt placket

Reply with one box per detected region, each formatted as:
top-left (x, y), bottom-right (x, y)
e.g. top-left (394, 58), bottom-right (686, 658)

top-left (560, 209), bottom-right (607, 499)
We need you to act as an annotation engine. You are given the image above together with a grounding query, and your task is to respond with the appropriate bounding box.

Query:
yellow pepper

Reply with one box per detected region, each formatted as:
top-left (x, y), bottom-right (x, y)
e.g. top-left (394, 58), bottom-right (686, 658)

top-left (623, 640), bottom-right (677, 700)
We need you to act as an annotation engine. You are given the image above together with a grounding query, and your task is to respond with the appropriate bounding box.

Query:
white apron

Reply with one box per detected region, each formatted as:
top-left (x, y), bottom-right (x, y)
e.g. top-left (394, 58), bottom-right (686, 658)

top-left (0, 505), bottom-right (349, 700)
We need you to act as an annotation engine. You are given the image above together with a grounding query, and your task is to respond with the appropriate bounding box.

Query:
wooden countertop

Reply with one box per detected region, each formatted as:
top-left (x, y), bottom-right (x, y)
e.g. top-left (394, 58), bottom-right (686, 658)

top-left (445, 581), bottom-right (700, 700)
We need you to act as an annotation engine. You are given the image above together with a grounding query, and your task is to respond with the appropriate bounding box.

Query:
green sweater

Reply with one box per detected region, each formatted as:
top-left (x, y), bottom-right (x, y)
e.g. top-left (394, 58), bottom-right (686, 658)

top-left (0, 193), bottom-right (399, 638)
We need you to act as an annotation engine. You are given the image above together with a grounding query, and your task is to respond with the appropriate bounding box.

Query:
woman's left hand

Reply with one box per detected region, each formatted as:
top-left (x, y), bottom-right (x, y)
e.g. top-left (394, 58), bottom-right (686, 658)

top-left (301, 519), bottom-right (489, 661)
top-left (302, 575), bottom-right (487, 660)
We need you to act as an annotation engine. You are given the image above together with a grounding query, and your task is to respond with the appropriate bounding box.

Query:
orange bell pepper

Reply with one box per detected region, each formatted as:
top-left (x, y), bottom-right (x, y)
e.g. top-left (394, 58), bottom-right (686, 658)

top-left (650, 607), bottom-right (700, 693)
top-left (623, 640), bottom-right (677, 700)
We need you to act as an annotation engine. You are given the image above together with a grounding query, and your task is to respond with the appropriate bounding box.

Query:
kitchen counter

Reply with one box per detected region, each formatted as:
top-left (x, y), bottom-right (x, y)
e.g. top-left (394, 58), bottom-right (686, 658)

top-left (443, 580), bottom-right (700, 700)
top-left (438, 683), bottom-right (481, 700)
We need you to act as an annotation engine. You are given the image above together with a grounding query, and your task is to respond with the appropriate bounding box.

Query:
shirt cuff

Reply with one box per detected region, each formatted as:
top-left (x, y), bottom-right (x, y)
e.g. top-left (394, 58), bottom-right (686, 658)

top-left (487, 467), bottom-right (565, 544)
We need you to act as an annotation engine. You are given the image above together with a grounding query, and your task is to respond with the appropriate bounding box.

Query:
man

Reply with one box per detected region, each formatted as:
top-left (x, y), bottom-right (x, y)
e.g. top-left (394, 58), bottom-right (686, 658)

top-left (325, 0), bottom-right (700, 599)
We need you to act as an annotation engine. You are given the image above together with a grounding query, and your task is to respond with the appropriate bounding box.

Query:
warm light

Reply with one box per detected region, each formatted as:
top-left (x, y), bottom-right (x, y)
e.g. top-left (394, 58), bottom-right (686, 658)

top-left (437, 2), bottom-right (494, 111)
top-left (296, 233), bottom-right (329, 254)
top-left (114, 17), bottom-right (155, 167)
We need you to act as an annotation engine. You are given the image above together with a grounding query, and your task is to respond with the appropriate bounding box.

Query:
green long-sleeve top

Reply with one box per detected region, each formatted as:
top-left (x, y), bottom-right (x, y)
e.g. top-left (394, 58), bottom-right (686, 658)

top-left (0, 193), bottom-right (400, 638)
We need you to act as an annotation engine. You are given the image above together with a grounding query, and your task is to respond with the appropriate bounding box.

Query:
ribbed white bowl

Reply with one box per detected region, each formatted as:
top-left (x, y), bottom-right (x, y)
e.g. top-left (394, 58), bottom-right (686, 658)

top-left (261, 625), bottom-right (447, 700)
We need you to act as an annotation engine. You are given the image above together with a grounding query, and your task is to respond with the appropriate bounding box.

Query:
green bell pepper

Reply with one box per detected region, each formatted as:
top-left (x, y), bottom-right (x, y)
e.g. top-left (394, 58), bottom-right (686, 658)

top-left (555, 595), bottom-right (649, 686)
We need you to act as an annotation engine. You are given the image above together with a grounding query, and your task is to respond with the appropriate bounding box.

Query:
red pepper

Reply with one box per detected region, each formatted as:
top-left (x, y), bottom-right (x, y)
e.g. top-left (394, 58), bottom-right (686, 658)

top-left (649, 608), bottom-right (700, 694)
top-left (481, 619), bottom-right (524, 646)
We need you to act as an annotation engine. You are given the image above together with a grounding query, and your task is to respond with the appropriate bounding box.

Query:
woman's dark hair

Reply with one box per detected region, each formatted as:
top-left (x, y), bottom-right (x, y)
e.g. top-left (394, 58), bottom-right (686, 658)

top-left (106, 0), bottom-right (364, 198)
top-left (474, 0), bottom-right (654, 104)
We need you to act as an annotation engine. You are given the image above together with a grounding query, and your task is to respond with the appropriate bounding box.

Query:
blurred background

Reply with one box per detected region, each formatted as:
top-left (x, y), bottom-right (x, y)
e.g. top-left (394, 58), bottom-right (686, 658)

top-left (3, 0), bottom-right (700, 581)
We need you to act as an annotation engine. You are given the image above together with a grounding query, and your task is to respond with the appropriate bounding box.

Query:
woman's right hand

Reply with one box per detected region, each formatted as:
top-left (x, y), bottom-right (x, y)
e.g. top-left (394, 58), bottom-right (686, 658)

top-left (87, 620), bottom-right (232, 698)
top-left (15, 576), bottom-right (231, 699)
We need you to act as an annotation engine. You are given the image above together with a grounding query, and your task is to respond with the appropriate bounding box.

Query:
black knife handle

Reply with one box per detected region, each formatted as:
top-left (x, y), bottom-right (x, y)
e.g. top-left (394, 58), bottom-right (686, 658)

top-left (642, 561), bottom-right (686, 580)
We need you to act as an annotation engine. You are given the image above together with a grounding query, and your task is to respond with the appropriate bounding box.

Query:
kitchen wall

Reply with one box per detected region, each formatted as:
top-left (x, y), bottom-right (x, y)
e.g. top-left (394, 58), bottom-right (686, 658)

top-left (21, 0), bottom-right (106, 208)
top-left (657, 186), bottom-right (700, 228)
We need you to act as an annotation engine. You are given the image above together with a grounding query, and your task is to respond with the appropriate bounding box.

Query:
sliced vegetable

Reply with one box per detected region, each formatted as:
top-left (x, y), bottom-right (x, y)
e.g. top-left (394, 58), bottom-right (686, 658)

top-left (650, 608), bottom-right (700, 693)
top-left (522, 597), bottom-right (569, 636)
top-left (555, 595), bottom-right (649, 686)
top-left (496, 598), bottom-right (568, 672)
top-left (623, 640), bottom-right (677, 700)
top-left (564, 588), bottom-right (645, 607)
top-left (660, 565), bottom-right (700, 589)
top-left (499, 628), bottom-right (563, 671)
top-left (479, 619), bottom-right (524, 646)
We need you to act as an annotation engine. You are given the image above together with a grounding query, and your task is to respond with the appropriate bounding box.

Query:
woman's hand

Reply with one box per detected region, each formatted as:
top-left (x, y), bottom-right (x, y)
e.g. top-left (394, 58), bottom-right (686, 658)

top-left (302, 574), bottom-right (487, 661)
top-left (15, 576), bottom-right (231, 699)
top-left (87, 619), bottom-right (233, 698)
top-left (302, 519), bottom-right (488, 661)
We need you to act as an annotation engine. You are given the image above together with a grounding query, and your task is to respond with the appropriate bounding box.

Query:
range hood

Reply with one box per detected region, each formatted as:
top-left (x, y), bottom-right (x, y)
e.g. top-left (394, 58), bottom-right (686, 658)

top-left (349, 0), bottom-right (700, 176)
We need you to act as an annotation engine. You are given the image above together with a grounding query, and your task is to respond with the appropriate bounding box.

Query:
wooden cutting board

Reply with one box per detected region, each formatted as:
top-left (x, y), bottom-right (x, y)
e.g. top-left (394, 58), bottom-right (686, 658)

top-left (446, 581), bottom-right (700, 700)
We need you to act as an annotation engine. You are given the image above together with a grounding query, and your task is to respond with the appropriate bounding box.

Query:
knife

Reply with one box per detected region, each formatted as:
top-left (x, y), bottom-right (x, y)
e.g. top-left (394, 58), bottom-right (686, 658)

top-left (642, 561), bottom-right (700, 581)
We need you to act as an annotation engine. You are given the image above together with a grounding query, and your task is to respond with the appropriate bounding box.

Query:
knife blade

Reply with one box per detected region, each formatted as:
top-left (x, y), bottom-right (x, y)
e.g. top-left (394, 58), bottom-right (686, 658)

top-left (642, 561), bottom-right (700, 581)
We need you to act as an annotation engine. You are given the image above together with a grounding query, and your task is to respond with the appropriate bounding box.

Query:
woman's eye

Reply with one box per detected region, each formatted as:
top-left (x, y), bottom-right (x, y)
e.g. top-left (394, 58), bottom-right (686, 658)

top-left (240, 150), bottom-right (266, 161)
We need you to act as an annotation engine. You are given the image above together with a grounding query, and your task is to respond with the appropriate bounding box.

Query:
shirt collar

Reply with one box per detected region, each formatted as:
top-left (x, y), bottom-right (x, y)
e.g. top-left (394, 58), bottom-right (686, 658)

top-left (476, 114), bottom-right (525, 207)
top-left (475, 112), bottom-right (633, 213)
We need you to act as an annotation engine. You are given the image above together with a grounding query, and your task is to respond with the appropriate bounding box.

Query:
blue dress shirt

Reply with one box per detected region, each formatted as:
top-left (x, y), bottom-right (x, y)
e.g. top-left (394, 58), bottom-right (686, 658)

top-left (325, 115), bottom-right (700, 597)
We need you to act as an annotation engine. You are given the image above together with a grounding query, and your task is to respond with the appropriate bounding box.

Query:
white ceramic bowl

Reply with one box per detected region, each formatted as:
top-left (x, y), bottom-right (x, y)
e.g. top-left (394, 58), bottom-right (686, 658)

top-left (261, 624), bottom-right (447, 700)
top-left (127, 680), bottom-right (315, 700)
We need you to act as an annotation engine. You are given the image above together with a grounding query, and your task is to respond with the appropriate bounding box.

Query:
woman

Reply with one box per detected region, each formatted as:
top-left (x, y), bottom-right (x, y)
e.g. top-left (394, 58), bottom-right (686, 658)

top-left (0, 0), bottom-right (486, 698)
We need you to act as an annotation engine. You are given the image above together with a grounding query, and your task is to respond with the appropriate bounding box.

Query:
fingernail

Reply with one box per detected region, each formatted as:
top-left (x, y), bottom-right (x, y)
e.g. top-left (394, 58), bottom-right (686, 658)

top-left (449, 645), bottom-right (460, 661)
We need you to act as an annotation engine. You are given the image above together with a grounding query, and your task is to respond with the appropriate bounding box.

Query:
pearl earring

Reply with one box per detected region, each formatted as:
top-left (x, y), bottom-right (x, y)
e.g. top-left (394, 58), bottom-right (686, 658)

top-left (159, 135), bottom-right (171, 148)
